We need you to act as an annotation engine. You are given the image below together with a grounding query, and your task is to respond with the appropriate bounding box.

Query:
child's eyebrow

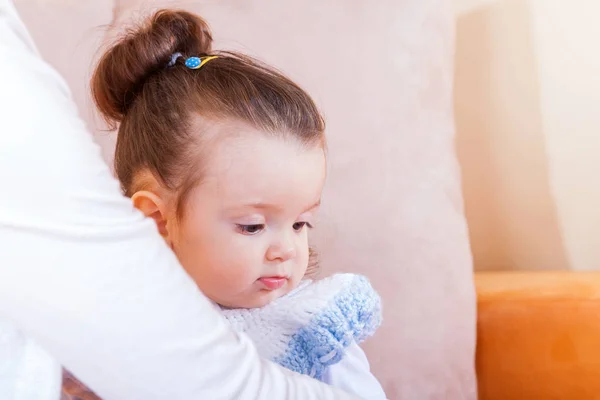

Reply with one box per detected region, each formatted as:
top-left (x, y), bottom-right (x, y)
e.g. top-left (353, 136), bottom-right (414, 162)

top-left (237, 199), bottom-right (321, 212)
top-left (239, 202), bottom-right (279, 211)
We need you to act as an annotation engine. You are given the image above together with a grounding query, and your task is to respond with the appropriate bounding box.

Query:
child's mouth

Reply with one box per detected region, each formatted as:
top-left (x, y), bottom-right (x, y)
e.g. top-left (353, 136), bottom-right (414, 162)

top-left (257, 276), bottom-right (287, 290)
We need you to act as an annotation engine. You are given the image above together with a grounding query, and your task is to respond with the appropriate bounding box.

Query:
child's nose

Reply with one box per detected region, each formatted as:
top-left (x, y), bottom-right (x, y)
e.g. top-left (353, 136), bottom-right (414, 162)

top-left (266, 236), bottom-right (297, 262)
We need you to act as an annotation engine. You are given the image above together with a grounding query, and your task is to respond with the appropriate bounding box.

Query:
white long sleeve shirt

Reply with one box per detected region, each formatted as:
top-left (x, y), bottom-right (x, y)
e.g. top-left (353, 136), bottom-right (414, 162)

top-left (0, 2), bottom-right (357, 399)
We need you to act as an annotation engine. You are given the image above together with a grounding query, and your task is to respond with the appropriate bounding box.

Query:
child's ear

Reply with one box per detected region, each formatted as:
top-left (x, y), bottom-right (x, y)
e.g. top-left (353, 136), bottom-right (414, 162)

top-left (131, 191), bottom-right (170, 240)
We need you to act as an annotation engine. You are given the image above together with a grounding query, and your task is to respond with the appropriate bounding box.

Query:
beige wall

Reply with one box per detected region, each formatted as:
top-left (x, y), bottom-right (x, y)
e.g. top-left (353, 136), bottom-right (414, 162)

top-left (455, 0), bottom-right (600, 270)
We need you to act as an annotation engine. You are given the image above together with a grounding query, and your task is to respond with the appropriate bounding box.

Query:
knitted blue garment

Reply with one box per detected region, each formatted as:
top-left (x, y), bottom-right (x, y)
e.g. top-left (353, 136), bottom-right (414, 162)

top-left (221, 273), bottom-right (382, 381)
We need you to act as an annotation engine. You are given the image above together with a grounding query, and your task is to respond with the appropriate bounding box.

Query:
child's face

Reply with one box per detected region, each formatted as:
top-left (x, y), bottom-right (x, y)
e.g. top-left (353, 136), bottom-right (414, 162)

top-left (170, 130), bottom-right (326, 308)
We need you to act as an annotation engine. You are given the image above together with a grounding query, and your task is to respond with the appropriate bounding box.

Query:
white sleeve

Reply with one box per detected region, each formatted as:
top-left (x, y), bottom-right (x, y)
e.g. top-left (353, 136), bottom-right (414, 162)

top-left (322, 342), bottom-right (388, 400)
top-left (0, 2), bottom-right (356, 400)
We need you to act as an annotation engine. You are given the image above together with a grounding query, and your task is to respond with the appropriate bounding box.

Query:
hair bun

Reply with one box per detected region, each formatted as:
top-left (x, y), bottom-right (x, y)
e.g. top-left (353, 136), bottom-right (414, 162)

top-left (91, 9), bottom-right (214, 124)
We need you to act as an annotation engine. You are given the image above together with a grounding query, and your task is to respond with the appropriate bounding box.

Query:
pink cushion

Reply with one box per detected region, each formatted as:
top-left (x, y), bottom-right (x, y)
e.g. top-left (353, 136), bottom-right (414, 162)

top-left (190, 3), bottom-right (477, 398)
top-left (14, 0), bottom-right (116, 162)
top-left (17, 1), bottom-right (477, 398)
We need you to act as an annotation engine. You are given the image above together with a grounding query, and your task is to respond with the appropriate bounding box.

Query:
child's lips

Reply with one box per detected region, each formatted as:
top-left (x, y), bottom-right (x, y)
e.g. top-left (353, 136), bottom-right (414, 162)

top-left (258, 276), bottom-right (287, 290)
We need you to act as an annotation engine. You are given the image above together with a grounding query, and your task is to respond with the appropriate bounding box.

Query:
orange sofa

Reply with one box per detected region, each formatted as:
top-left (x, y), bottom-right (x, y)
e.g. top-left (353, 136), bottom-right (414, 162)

top-left (476, 271), bottom-right (600, 399)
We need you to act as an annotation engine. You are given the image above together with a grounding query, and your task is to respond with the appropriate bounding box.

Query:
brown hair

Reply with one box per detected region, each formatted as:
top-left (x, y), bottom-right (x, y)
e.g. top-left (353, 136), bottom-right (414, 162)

top-left (91, 9), bottom-right (325, 209)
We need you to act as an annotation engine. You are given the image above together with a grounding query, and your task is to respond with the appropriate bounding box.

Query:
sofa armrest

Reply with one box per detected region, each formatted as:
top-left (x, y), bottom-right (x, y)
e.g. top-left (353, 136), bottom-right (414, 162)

top-left (476, 271), bottom-right (600, 399)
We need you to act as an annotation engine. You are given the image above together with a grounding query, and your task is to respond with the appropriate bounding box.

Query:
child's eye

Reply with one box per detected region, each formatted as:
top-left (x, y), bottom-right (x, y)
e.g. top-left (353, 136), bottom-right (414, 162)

top-left (237, 224), bottom-right (265, 235)
top-left (293, 222), bottom-right (313, 232)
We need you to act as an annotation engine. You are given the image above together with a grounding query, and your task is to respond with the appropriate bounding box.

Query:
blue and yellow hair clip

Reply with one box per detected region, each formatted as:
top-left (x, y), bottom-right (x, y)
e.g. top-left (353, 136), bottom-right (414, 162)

top-left (184, 56), bottom-right (219, 69)
top-left (167, 52), bottom-right (218, 69)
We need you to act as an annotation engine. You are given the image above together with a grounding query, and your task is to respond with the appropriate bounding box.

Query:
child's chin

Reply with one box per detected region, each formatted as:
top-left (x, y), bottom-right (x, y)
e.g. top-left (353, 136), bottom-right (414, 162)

top-left (242, 287), bottom-right (291, 309)
top-left (219, 281), bottom-right (300, 309)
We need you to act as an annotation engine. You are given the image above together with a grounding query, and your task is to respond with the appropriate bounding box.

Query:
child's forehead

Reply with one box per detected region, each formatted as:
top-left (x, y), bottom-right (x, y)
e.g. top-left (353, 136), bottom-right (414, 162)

top-left (200, 133), bottom-right (325, 209)
top-left (208, 129), bottom-right (322, 176)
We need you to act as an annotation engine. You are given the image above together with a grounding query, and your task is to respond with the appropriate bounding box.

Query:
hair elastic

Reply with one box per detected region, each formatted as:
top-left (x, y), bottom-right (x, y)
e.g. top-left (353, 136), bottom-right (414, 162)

top-left (167, 52), bottom-right (182, 68)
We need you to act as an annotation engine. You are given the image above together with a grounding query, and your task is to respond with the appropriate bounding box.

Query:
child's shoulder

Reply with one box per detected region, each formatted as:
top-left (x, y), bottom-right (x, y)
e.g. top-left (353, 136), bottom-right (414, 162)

top-left (221, 273), bottom-right (382, 380)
